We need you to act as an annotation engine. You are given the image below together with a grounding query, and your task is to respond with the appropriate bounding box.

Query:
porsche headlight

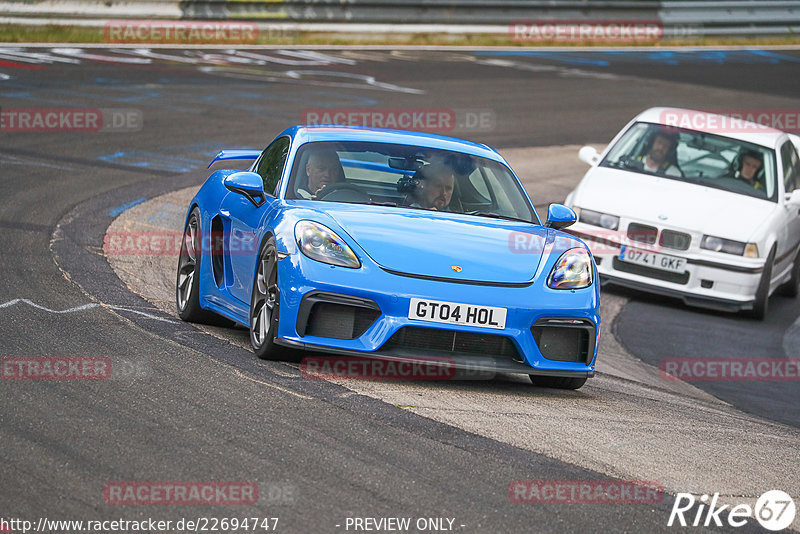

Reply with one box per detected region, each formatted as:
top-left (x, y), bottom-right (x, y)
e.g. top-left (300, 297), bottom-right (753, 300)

top-left (295, 221), bottom-right (360, 268)
top-left (700, 235), bottom-right (756, 257)
top-left (548, 248), bottom-right (593, 290)
top-left (577, 208), bottom-right (619, 230)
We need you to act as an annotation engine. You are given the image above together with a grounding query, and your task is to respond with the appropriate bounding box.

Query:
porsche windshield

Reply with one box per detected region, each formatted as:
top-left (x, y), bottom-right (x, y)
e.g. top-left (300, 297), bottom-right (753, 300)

top-left (287, 141), bottom-right (537, 223)
top-left (600, 122), bottom-right (778, 202)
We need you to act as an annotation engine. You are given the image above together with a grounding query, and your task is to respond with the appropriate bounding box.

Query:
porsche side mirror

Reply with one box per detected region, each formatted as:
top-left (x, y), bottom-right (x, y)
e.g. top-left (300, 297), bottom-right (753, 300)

top-left (223, 171), bottom-right (267, 207)
top-left (578, 145), bottom-right (600, 166)
top-left (545, 203), bottom-right (577, 230)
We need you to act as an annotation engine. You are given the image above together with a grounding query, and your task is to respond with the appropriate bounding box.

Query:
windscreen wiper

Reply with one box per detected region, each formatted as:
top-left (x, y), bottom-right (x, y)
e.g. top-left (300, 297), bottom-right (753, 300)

top-left (366, 200), bottom-right (400, 207)
top-left (469, 211), bottom-right (531, 223)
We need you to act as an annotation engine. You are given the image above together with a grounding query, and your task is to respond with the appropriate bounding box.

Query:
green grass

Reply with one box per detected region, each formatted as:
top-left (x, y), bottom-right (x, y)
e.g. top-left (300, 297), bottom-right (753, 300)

top-left (0, 24), bottom-right (107, 43)
top-left (1, 23), bottom-right (799, 47)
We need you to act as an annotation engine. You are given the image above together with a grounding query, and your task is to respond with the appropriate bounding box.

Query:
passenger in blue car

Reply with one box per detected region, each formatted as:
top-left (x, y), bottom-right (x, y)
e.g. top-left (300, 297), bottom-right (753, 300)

top-left (408, 162), bottom-right (455, 211)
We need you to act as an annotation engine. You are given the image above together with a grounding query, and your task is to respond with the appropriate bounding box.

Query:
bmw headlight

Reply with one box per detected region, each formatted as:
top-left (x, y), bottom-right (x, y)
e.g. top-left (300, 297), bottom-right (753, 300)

top-left (295, 220), bottom-right (360, 268)
top-left (577, 208), bottom-right (619, 230)
top-left (700, 235), bottom-right (758, 257)
top-left (547, 248), bottom-right (593, 290)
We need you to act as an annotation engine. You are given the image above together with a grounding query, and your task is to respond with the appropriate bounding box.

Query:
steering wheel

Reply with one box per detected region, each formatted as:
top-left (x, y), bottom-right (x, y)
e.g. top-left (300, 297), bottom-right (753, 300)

top-left (315, 183), bottom-right (371, 203)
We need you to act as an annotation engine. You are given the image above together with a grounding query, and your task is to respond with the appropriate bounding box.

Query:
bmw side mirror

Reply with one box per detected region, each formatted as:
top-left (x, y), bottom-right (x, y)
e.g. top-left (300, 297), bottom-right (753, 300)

top-left (223, 171), bottom-right (267, 207)
top-left (545, 203), bottom-right (577, 229)
top-left (578, 145), bottom-right (600, 166)
top-left (785, 189), bottom-right (800, 208)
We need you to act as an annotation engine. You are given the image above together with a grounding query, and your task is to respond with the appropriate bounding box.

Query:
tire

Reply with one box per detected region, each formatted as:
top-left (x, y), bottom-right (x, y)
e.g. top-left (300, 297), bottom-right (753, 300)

top-left (176, 208), bottom-right (217, 323)
top-left (746, 246), bottom-right (775, 321)
top-left (529, 375), bottom-right (587, 390)
top-left (249, 236), bottom-right (294, 361)
top-left (778, 250), bottom-right (800, 298)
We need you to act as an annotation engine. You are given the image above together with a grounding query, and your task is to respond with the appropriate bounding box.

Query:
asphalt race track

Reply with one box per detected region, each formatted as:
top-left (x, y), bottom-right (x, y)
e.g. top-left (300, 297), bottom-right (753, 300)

top-left (1, 45), bottom-right (799, 533)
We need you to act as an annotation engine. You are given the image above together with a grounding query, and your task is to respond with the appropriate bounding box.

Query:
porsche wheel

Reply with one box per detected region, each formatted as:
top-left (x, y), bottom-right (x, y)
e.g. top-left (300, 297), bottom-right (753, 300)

top-left (529, 375), bottom-right (587, 390)
top-left (176, 208), bottom-right (208, 322)
top-left (250, 237), bottom-right (293, 360)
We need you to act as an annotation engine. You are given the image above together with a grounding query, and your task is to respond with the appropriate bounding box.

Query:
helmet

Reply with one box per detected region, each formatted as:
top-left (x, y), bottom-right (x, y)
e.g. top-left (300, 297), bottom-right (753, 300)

top-left (732, 148), bottom-right (764, 180)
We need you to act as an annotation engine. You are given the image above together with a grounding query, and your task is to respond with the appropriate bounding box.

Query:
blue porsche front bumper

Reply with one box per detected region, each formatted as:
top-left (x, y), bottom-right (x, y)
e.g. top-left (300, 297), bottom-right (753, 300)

top-left (275, 253), bottom-right (599, 378)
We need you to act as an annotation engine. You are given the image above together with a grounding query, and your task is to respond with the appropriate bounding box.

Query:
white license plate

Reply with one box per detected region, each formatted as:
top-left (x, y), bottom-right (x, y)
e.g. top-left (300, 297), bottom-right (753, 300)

top-left (619, 246), bottom-right (686, 273)
top-left (408, 298), bottom-right (507, 330)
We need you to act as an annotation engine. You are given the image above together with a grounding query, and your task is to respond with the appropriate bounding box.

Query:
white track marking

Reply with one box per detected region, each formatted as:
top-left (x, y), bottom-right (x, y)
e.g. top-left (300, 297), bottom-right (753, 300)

top-left (0, 298), bottom-right (177, 323)
top-left (0, 298), bottom-right (97, 313)
top-left (0, 153), bottom-right (80, 170)
top-left (51, 47), bottom-right (152, 64)
top-left (284, 69), bottom-right (424, 94)
top-left (105, 305), bottom-right (178, 323)
top-left (233, 369), bottom-right (312, 399)
top-left (224, 49), bottom-right (330, 66)
top-left (111, 48), bottom-right (202, 64)
top-left (0, 48), bottom-right (81, 64)
top-left (197, 66), bottom-right (424, 94)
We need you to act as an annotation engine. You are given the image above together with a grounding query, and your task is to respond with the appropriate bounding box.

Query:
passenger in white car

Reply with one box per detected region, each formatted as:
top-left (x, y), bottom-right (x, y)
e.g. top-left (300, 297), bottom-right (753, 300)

top-left (733, 149), bottom-right (765, 190)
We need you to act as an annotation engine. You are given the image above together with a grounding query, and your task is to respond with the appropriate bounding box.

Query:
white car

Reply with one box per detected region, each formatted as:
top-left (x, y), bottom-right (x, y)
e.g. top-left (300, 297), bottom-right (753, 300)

top-left (566, 107), bottom-right (800, 319)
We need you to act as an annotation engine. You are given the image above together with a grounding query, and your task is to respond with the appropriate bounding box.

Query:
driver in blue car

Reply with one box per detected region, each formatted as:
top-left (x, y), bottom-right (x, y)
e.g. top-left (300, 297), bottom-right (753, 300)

top-left (298, 149), bottom-right (344, 199)
top-left (410, 162), bottom-right (455, 211)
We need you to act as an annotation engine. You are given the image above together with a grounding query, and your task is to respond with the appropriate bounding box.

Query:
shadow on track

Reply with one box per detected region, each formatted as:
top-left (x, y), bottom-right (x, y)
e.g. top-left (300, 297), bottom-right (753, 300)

top-left (606, 285), bottom-right (800, 428)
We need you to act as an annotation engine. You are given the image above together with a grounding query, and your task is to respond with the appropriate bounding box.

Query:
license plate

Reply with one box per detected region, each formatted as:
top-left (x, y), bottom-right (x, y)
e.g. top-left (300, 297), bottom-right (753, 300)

top-left (619, 246), bottom-right (686, 273)
top-left (408, 298), bottom-right (507, 330)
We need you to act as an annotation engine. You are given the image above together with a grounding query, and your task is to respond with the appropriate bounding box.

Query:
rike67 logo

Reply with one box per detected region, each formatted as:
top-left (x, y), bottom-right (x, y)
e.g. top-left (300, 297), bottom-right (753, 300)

top-left (668, 490), bottom-right (795, 531)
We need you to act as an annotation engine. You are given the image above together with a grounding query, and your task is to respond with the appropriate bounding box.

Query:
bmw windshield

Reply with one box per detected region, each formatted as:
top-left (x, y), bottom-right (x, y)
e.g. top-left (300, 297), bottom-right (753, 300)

top-left (600, 122), bottom-right (778, 202)
top-left (287, 141), bottom-right (538, 223)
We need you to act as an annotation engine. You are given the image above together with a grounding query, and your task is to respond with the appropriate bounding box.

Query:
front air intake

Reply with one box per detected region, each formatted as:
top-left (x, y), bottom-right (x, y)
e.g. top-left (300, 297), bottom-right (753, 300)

top-left (305, 302), bottom-right (380, 340)
top-left (296, 292), bottom-right (381, 340)
top-left (531, 318), bottom-right (596, 364)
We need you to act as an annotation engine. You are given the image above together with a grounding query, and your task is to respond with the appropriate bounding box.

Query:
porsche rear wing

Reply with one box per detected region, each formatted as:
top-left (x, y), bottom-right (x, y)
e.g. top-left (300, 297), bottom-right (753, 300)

top-left (208, 150), bottom-right (261, 169)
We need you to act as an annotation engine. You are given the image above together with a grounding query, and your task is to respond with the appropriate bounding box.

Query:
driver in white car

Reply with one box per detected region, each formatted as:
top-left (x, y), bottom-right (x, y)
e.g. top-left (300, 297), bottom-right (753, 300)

top-left (637, 131), bottom-right (682, 177)
top-left (297, 149), bottom-right (344, 199)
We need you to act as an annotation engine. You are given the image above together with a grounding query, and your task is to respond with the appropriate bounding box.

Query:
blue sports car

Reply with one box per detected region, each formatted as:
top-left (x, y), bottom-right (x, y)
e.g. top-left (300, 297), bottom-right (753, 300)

top-left (176, 126), bottom-right (599, 389)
